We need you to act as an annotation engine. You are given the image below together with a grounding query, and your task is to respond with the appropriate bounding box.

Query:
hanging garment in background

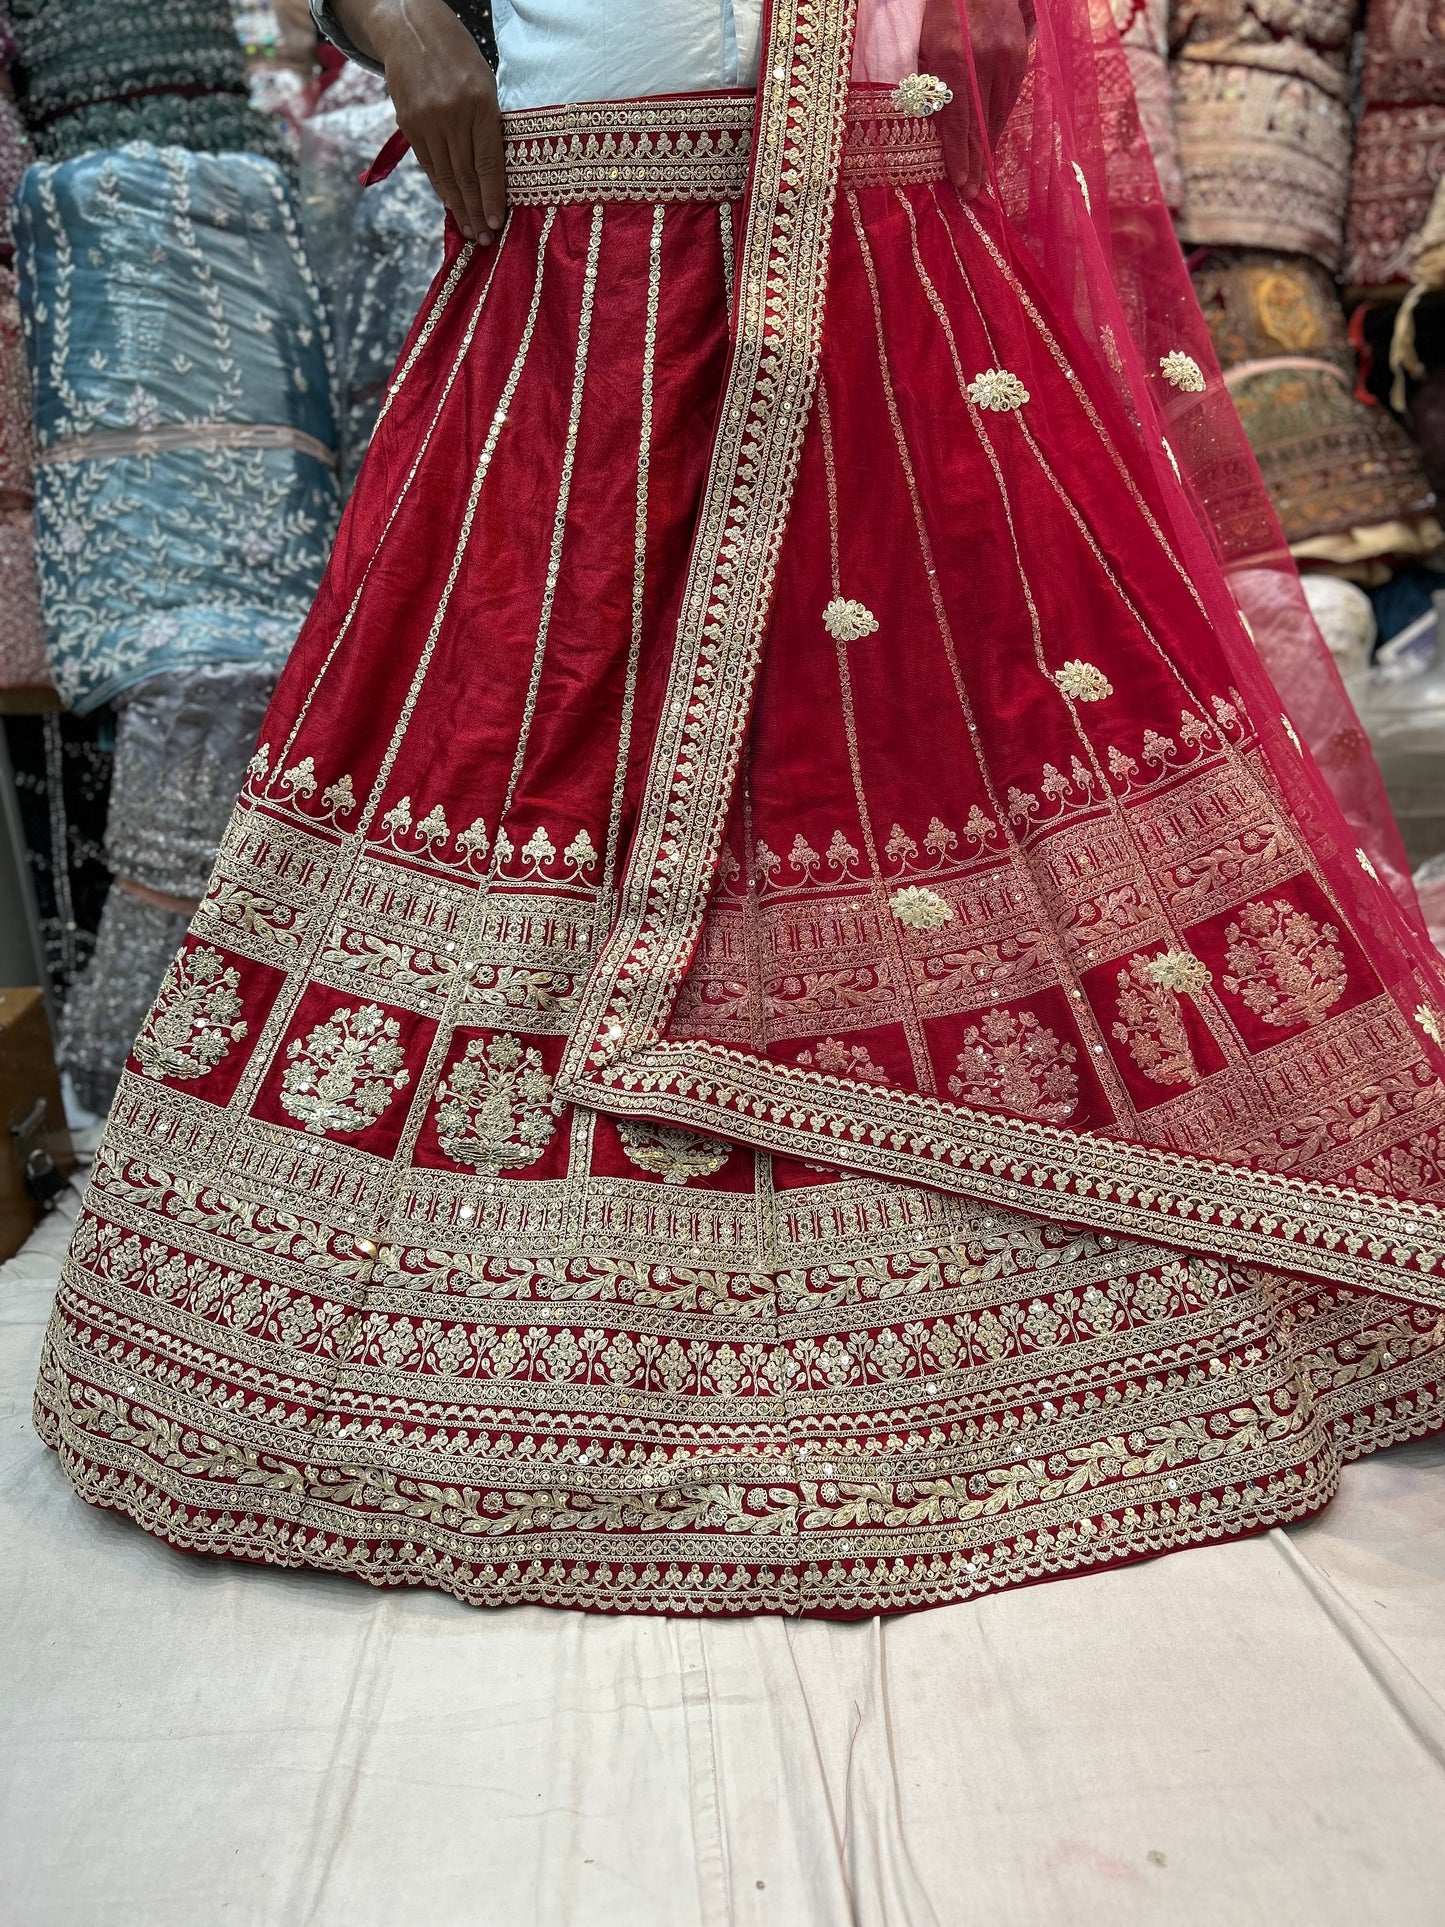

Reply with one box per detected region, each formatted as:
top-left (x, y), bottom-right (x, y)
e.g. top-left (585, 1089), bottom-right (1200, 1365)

top-left (58, 663), bottom-right (276, 1114)
top-left (14, 144), bottom-right (339, 713)
top-left (9, 0), bottom-right (293, 164)
top-left (1346, 0), bottom-right (1445, 294)
top-left (1171, 0), bottom-right (1355, 270)
top-left (299, 96), bottom-right (446, 492)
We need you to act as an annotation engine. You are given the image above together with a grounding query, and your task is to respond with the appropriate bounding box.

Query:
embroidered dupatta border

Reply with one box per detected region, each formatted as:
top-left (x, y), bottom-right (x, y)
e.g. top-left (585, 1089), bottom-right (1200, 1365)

top-left (558, 0), bottom-right (1445, 1307)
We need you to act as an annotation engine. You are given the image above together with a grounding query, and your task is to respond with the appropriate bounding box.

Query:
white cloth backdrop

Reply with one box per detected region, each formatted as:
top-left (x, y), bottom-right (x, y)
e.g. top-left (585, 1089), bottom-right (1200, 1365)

top-left (4, 1188), bottom-right (1444, 1926)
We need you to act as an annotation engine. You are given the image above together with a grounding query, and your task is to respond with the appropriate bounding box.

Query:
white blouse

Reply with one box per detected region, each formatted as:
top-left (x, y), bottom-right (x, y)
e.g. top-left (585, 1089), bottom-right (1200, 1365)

top-left (313, 2), bottom-right (764, 108)
top-left (493, 0), bottom-right (763, 108)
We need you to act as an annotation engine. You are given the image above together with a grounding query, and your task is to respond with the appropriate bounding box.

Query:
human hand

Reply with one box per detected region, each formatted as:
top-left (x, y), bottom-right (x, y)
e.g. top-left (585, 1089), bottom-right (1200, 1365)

top-left (919, 0), bottom-right (1032, 199)
top-left (333, 0), bottom-right (505, 241)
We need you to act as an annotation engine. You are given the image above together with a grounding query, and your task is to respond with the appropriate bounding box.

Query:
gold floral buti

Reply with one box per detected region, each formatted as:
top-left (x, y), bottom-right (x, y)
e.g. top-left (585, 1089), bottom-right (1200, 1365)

top-left (617, 1120), bottom-right (732, 1184)
top-left (947, 1007), bottom-right (1080, 1123)
top-left (1222, 900), bottom-right (1347, 1028)
top-left (133, 945), bottom-right (248, 1081)
top-left (1355, 848), bottom-right (1379, 883)
top-left (1142, 948), bottom-right (1212, 994)
top-left (1159, 350), bottom-right (1206, 393)
top-left (890, 884), bottom-right (954, 930)
top-left (434, 1031), bottom-right (561, 1173)
top-left (891, 73), bottom-right (954, 116)
top-left (823, 596), bottom-right (879, 641)
top-left (1417, 1005), bottom-right (1445, 1047)
top-left (795, 1036), bottom-right (892, 1084)
top-left (967, 367), bottom-right (1030, 412)
top-left (280, 1003), bottom-right (411, 1136)
top-left (1053, 659), bottom-right (1114, 701)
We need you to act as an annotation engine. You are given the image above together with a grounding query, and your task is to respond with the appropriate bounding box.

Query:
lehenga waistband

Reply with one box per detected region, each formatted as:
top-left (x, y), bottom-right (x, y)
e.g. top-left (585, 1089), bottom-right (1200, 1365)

top-left (501, 89), bottom-right (946, 206)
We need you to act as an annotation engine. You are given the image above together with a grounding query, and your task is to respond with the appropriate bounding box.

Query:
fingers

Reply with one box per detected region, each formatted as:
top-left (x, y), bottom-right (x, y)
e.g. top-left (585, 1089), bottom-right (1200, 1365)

top-left (446, 124), bottom-right (489, 242)
top-left (473, 109), bottom-right (507, 235)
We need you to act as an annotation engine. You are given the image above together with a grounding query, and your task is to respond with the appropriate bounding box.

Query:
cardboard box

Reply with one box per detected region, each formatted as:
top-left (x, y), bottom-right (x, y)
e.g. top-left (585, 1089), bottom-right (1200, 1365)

top-left (0, 987), bottom-right (76, 1262)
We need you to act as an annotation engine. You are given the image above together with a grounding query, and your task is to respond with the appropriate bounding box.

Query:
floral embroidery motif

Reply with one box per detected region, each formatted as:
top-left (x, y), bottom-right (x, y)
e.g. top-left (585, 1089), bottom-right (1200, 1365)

top-left (891, 885), bottom-right (954, 930)
top-left (1072, 160), bottom-right (1091, 213)
top-left (434, 1032), bottom-right (561, 1173)
top-left (1143, 949), bottom-right (1212, 994)
top-left (967, 367), bottom-right (1030, 412)
top-left (891, 73), bottom-right (954, 115)
top-left (795, 1037), bottom-right (892, 1083)
top-left (1053, 660), bottom-right (1114, 702)
top-left (1416, 1005), bottom-right (1444, 1047)
top-left (617, 1121), bottom-right (732, 1184)
top-left (823, 597), bottom-right (879, 641)
top-left (1112, 954), bottom-right (1200, 1087)
top-left (1159, 351), bottom-right (1205, 393)
top-left (947, 1008), bottom-right (1080, 1122)
top-left (280, 1004), bottom-right (411, 1136)
top-left (132, 946), bottom-right (248, 1081)
top-left (1222, 900), bottom-right (1348, 1028)
top-left (1356, 848), bottom-right (1379, 883)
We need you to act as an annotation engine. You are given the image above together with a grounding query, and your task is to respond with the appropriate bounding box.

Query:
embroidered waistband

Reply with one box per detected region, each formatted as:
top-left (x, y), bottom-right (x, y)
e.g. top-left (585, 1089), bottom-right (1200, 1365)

top-left (35, 421), bottom-right (339, 469)
top-left (502, 91), bottom-right (945, 206)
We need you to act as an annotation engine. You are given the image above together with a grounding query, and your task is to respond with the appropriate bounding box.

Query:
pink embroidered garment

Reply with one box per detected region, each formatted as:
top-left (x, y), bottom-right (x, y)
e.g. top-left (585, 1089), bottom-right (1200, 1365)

top-left (35, 0), bottom-right (1445, 1617)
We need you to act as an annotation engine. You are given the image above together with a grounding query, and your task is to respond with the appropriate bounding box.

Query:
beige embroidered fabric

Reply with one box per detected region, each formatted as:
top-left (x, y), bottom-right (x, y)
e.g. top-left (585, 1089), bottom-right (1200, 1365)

top-left (4, 1191), bottom-right (1444, 1924)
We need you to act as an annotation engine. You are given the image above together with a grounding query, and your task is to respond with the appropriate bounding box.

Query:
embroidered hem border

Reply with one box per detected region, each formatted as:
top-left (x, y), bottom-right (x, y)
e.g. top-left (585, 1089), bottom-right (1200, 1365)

top-left (31, 1340), bottom-right (1445, 1617)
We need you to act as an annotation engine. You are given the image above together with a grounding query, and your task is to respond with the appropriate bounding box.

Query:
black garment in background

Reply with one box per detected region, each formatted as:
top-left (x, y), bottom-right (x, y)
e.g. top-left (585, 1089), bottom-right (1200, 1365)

top-left (2, 710), bottom-right (113, 1009)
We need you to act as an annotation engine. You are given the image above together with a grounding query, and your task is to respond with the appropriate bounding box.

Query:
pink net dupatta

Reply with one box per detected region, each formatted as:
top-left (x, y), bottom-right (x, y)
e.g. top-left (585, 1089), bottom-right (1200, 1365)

top-left (559, 0), bottom-right (1445, 1311)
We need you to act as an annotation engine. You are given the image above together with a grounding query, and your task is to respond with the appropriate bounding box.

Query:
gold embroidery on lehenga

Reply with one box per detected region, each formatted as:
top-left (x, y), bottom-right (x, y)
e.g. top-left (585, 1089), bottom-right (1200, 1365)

top-left (132, 946), bottom-right (248, 1081)
top-left (1112, 953), bottom-right (1201, 1086)
top-left (947, 1008), bottom-right (1080, 1121)
top-left (1356, 848), bottom-right (1379, 883)
top-left (1416, 1006), bottom-right (1444, 1046)
top-left (1222, 900), bottom-right (1348, 1027)
top-left (795, 1036), bottom-right (892, 1082)
top-left (1052, 659), bottom-right (1114, 701)
top-left (822, 596), bottom-right (879, 641)
top-left (966, 367), bottom-right (1030, 411)
top-left (890, 885), bottom-right (954, 930)
top-left (1145, 949), bottom-right (1212, 993)
top-left (1072, 160), bottom-right (1092, 213)
top-left (891, 73), bottom-right (954, 115)
top-left (1159, 350), bottom-right (1206, 392)
top-left (617, 1120), bottom-right (733, 1184)
top-left (280, 1004), bottom-right (411, 1136)
top-left (432, 1032), bottom-right (562, 1171)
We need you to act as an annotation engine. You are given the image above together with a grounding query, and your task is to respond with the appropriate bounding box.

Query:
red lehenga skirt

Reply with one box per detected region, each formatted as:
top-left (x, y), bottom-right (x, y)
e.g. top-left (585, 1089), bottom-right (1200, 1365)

top-left (35, 90), bottom-right (1445, 1617)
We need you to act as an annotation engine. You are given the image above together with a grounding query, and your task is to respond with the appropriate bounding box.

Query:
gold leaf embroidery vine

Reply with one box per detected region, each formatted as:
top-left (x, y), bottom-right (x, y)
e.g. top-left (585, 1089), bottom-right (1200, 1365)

top-left (617, 1121), bottom-right (732, 1184)
top-left (280, 1003), bottom-right (411, 1136)
top-left (133, 946), bottom-right (248, 1081)
top-left (433, 1032), bottom-right (562, 1173)
top-left (947, 1008), bottom-right (1080, 1122)
top-left (1111, 950), bottom-right (1210, 1087)
top-left (1222, 901), bottom-right (1347, 1028)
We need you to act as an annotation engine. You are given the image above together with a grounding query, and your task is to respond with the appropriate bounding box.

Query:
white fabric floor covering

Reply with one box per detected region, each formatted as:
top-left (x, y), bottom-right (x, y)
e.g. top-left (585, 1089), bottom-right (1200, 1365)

top-left (4, 1186), bottom-right (1444, 1927)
